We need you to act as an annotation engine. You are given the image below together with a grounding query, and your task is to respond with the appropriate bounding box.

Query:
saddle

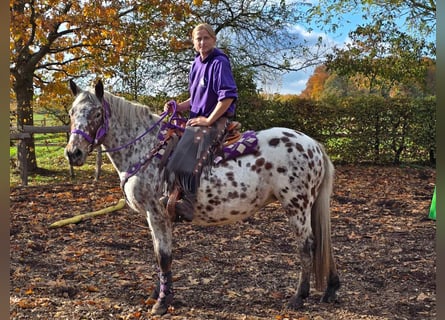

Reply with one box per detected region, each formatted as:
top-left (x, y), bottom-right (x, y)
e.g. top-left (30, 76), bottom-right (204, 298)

top-left (156, 119), bottom-right (244, 167)
top-left (156, 117), bottom-right (257, 222)
top-left (224, 121), bottom-right (242, 146)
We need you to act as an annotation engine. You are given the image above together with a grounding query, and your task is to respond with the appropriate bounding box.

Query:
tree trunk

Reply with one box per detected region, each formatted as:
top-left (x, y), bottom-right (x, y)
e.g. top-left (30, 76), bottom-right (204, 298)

top-left (429, 148), bottom-right (436, 165)
top-left (373, 119), bottom-right (380, 163)
top-left (14, 72), bottom-right (37, 181)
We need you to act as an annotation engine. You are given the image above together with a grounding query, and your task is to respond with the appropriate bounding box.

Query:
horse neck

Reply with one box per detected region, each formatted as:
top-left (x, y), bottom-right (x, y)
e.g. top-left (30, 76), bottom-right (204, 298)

top-left (101, 92), bottom-right (160, 173)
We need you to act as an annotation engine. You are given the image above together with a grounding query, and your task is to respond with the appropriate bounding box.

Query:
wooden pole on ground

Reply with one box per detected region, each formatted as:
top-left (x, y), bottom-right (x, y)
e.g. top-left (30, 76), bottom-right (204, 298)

top-left (49, 198), bottom-right (126, 228)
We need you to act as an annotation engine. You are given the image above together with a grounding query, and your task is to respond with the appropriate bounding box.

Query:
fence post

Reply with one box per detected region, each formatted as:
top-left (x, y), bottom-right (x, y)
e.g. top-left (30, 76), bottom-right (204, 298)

top-left (18, 139), bottom-right (28, 186)
top-left (95, 147), bottom-right (102, 181)
top-left (66, 132), bottom-right (75, 178)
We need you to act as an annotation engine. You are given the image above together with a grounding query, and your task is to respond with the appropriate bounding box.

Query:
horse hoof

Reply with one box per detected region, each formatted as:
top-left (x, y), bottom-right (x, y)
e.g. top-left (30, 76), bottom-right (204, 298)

top-left (150, 292), bottom-right (174, 316)
top-left (151, 302), bottom-right (167, 316)
top-left (287, 295), bottom-right (304, 310)
top-left (321, 292), bottom-right (338, 303)
top-left (321, 280), bottom-right (340, 303)
top-left (151, 300), bottom-right (168, 316)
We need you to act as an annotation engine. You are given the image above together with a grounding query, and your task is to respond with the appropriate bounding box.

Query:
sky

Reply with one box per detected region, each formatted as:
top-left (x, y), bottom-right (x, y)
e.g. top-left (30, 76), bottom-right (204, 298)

top-left (274, 12), bottom-right (366, 95)
top-left (276, 3), bottom-right (436, 95)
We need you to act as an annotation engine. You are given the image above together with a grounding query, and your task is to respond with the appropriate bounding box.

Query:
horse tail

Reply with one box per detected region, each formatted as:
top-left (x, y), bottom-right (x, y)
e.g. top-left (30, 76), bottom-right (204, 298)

top-left (311, 143), bottom-right (335, 291)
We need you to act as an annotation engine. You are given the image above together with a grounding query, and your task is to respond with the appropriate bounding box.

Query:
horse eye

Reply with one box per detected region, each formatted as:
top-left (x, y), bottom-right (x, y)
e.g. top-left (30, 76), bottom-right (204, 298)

top-left (95, 110), bottom-right (102, 119)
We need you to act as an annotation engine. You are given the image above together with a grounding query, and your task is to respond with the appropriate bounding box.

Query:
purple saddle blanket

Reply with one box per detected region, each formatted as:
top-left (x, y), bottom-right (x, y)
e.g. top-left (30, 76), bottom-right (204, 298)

top-left (215, 130), bottom-right (258, 164)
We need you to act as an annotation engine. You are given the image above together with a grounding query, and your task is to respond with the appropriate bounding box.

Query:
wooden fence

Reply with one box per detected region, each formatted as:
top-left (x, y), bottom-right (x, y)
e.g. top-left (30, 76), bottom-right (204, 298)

top-left (10, 125), bottom-right (70, 186)
top-left (10, 125), bottom-right (103, 186)
top-left (10, 125), bottom-right (70, 139)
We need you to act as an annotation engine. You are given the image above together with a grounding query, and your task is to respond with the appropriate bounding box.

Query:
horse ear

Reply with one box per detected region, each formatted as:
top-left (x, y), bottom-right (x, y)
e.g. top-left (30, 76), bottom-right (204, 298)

top-left (69, 79), bottom-right (80, 96)
top-left (95, 80), bottom-right (104, 100)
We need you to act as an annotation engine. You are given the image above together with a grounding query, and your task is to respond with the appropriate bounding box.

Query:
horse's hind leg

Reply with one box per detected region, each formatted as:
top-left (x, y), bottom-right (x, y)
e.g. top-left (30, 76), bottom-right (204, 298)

top-left (287, 236), bottom-right (313, 309)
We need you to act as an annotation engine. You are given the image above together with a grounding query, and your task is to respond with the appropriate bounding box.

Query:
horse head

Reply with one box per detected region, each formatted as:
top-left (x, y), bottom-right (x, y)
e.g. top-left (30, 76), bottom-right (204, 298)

top-left (65, 80), bottom-right (108, 166)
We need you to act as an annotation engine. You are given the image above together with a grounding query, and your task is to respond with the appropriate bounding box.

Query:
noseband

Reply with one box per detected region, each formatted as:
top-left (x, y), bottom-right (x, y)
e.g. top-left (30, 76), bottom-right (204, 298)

top-left (71, 99), bottom-right (111, 151)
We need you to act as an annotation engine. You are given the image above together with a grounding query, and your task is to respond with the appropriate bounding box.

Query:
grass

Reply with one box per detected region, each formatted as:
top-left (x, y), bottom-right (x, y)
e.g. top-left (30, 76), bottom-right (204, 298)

top-left (9, 141), bottom-right (117, 187)
top-left (10, 147), bottom-right (118, 187)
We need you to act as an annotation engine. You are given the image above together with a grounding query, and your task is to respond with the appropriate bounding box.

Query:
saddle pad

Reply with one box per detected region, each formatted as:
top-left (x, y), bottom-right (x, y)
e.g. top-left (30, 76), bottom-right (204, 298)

top-left (215, 130), bottom-right (258, 164)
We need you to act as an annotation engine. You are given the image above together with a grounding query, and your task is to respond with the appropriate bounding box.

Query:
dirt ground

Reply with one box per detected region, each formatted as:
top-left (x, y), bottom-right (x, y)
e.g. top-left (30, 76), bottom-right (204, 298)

top-left (10, 165), bottom-right (436, 320)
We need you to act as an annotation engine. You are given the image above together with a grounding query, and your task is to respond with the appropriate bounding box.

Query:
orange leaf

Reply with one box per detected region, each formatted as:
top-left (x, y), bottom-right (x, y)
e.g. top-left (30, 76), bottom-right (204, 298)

top-left (17, 299), bottom-right (36, 309)
top-left (145, 297), bottom-right (157, 306)
top-left (85, 285), bottom-right (99, 292)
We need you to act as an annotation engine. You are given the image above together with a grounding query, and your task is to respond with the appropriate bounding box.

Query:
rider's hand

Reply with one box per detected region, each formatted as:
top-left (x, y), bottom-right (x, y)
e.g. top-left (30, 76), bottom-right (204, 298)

top-left (187, 116), bottom-right (211, 127)
top-left (163, 102), bottom-right (173, 113)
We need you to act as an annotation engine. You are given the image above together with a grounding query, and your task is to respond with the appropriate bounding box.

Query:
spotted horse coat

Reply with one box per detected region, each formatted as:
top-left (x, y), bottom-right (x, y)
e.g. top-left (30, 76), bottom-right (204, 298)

top-left (65, 80), bottom-right (340, 316)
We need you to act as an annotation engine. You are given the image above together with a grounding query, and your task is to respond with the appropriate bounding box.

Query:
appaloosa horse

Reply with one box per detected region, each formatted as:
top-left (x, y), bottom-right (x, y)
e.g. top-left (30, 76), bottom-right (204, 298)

top-left (64, 80), bottom-right (340, 315)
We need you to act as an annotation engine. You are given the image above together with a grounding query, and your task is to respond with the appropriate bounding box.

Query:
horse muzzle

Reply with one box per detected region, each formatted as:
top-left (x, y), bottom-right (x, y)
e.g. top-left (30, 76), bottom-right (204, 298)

top-left (64, 145), bottom-right (87, 166)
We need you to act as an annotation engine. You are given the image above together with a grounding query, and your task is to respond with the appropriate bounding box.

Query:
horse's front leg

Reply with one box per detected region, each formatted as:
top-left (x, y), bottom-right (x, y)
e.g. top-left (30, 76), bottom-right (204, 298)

top-left (146, 211), bottom-right (174, 316)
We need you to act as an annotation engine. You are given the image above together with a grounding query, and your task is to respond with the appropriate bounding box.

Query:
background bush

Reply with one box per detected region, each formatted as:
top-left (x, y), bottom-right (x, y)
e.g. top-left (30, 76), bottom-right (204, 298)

top-left (236, 95), bottom-right (435, 165)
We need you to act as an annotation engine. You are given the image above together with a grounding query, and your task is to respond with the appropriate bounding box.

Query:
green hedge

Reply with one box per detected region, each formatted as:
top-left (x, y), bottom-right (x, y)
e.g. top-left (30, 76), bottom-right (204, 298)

top-left (236, 95), bottom-right (435, 165)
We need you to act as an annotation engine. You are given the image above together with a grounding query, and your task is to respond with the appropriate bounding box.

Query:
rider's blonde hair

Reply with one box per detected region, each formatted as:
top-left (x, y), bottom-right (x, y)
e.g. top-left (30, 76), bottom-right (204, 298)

top-left (192, 23), bottom-right (217, 40)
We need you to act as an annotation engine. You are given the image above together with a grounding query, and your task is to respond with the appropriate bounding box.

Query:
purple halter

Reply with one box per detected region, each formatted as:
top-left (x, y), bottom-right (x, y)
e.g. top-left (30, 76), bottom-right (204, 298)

top-left (71, 99), bottom-right (111, 147)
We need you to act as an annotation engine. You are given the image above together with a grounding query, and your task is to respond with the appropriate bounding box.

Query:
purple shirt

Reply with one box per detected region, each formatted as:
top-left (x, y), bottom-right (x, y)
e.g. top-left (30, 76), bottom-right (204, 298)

top-left (188, 48), bottom-right (238, 118)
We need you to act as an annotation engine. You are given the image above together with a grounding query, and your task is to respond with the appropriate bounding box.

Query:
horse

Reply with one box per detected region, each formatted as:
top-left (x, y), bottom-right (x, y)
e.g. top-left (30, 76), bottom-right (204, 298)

top-left (64, 80), bottom-right (340, 316)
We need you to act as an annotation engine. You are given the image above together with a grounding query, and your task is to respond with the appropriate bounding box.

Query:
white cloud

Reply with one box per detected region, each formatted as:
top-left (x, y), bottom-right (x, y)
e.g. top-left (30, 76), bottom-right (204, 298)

top-left (273, 24), bottom-right (331, 94)
top-left (277, 21), bottom-right (351, 94)
top-left (288, 24), bottom-right (324, 43)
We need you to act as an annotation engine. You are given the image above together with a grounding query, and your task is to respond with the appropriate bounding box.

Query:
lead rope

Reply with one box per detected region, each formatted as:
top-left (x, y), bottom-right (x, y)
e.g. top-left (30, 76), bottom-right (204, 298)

top-left (120, 101), bottom-right (186, 192)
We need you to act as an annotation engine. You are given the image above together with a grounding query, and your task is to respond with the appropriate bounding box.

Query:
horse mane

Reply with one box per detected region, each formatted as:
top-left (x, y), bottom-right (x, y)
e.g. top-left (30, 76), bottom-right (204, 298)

top-left (87, 88), bottom-right (160, 123)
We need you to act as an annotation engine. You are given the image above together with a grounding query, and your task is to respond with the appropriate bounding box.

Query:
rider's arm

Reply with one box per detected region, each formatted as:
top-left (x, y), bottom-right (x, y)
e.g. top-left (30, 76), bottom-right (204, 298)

top-left (177, 98), bottom-right (191, 112)
top-left (187, 97), bottom-right (234, 127)
top-left (205, 98), bottom-right (234, 125)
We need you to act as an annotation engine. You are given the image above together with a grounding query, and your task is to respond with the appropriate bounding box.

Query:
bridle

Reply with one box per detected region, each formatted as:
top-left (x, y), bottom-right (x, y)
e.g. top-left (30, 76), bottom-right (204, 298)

top-left (70, 99), bottom-right (111, 152)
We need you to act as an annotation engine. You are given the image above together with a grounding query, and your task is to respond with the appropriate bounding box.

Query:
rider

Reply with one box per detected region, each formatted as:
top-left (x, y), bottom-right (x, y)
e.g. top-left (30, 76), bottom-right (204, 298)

top-left (162, 23), bottom-right (238, 221)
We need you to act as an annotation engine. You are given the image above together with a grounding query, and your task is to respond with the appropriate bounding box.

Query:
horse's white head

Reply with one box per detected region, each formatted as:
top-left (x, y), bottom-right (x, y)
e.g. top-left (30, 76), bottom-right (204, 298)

top-left (65, 80), bottom-right (107, 166)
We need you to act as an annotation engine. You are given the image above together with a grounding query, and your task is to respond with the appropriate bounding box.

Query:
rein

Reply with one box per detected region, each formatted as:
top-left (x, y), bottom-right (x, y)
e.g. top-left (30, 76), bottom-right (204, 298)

top-left (71, 99), bottom-right (185, 154)
top-left (72, 98), bottom-right (186, 191)
top-left (118, 101), bottom-right (186, 187)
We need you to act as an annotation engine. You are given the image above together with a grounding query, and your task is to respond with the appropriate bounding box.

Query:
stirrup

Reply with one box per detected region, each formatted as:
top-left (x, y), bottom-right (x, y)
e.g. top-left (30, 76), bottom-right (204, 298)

top-left (159, 196), bottom-right (168, 207)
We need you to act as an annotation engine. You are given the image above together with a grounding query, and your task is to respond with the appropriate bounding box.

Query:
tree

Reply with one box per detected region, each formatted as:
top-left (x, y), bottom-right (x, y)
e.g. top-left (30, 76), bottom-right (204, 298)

top-left (193, 1), bottom-right (323, 72)
top-left (10, 0), bottom-right (135, 174)
top-left (324, 21), bottom-right (433, 97)
top-left (111, 0), bottom-right (331, 98)
top-left (307, 0), bottom-right (436, 41)
top-left (300, 65), bottom-right (330, 100)
top-left (319, 73), bottom-right (354, 99)
top-left (109, 3), bottom-right (196, 98)
top-left (9, 0), bottom-right (200, 176)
